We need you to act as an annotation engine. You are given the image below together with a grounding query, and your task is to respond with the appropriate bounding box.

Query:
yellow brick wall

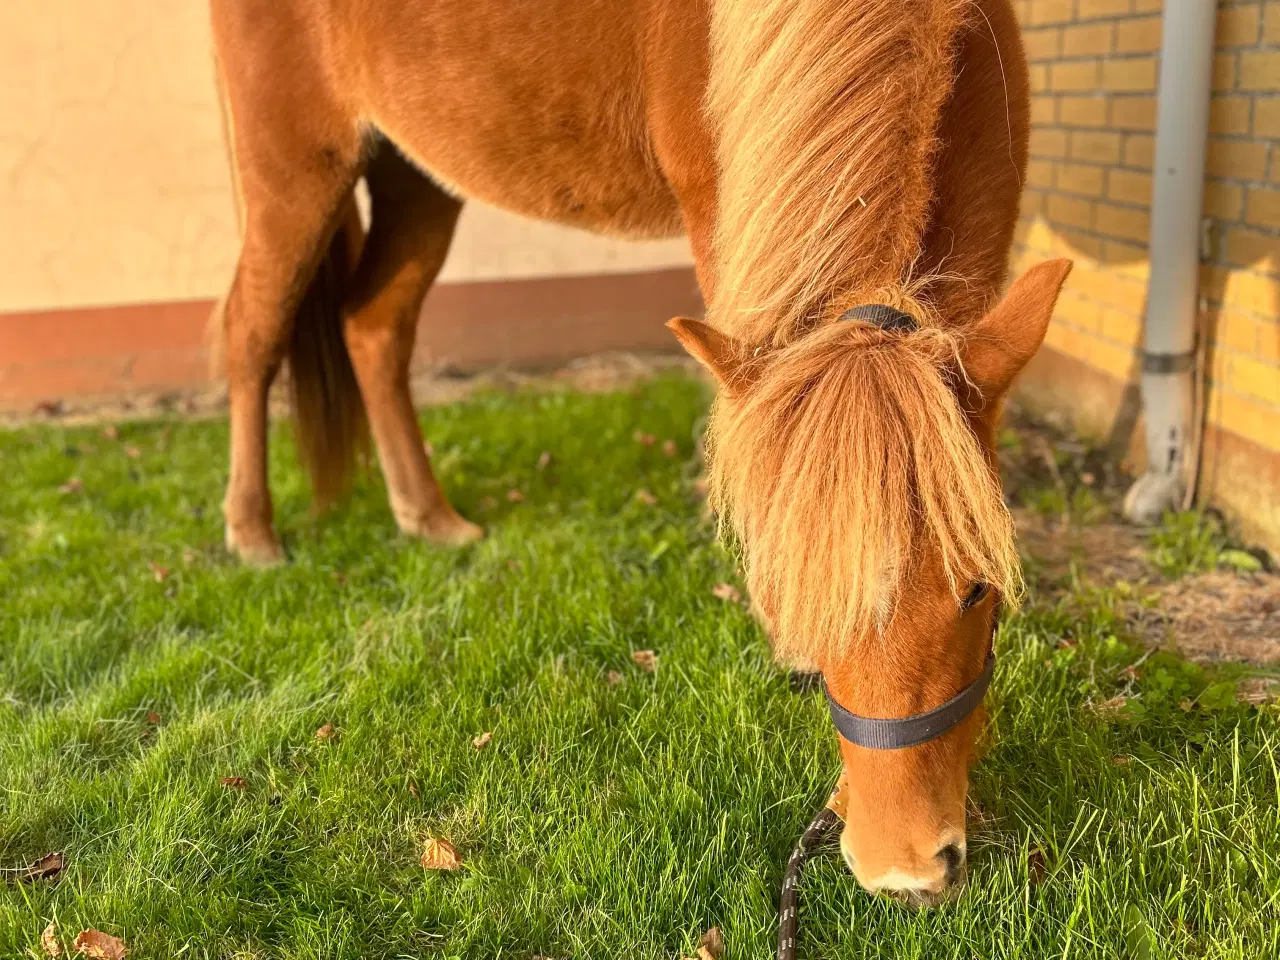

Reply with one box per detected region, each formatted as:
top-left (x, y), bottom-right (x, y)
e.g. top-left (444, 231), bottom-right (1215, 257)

top-left (1012, 0), bottom-right (1280, 464)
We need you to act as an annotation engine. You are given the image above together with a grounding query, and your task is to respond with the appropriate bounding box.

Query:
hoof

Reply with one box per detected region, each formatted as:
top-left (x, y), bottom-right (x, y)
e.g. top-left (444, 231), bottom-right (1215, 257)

top-left (225, 527), bottom-right (286, 566)
top-left (398, 508), bottom-right (485, 547)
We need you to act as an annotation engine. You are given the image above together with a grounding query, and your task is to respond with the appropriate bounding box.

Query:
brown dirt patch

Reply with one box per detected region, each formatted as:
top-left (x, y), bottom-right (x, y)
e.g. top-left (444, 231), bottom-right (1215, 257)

top-left (1131, 571), bottom-right (1280, 666)
top-left (1014, 508), bottom-right (1152, 588)
top-left (1010, 472), bottom-right (1279, 667)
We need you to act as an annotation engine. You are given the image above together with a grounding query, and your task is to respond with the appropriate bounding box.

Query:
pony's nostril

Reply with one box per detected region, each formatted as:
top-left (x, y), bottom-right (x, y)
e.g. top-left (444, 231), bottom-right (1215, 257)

top-left (936, 843), bottom-right (965, 887)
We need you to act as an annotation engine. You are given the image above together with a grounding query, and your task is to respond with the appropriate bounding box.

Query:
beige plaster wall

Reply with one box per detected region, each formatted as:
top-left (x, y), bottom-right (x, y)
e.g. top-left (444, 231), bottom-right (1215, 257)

top-left (0, 1), bottom-right (693, 314)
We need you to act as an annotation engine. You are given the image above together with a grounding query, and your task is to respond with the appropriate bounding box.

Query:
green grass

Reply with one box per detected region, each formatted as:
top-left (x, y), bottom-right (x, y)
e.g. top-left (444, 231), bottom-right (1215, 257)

top-left (2, 374), bottom-right (1277, 959)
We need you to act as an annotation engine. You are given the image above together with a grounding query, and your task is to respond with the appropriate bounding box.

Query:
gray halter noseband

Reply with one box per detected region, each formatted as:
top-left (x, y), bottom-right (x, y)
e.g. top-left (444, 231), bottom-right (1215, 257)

top-left (823, 652), bottom-right (996, 750)
top-left (819, 303), bottom-right (998, 752)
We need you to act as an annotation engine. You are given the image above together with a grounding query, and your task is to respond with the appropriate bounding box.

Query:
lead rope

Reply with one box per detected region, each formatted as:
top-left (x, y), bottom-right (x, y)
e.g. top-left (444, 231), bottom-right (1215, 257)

top-left (777, 780), bottom-right (846, 960)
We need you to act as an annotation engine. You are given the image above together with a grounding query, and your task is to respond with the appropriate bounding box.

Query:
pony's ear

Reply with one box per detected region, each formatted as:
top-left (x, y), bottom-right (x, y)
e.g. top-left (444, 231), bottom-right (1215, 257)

top-left (960, 259), bottom-right (1072, 412)
top-left (667, 317), bottom-right (751, 393)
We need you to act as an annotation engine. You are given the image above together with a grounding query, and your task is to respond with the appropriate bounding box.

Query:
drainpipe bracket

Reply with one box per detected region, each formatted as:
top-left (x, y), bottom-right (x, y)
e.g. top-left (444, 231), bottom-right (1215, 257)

top-left (1140, 350), bottom-right (1195, 374)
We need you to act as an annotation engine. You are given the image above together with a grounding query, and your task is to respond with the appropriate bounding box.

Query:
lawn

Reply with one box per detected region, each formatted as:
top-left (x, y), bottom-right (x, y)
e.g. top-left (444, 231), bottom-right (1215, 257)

top-left (2, 373), bottom-right (1277, 959)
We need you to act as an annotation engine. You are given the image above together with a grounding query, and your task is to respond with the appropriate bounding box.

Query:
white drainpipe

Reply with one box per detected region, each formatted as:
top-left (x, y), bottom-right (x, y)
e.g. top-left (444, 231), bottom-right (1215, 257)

top-left (1122, 1), bottom-right (1218, 524)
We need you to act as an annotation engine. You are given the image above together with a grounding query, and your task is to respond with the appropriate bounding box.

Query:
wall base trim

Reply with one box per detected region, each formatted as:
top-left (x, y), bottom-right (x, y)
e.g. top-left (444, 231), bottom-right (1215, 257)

top-left (0, 267), bottom-right (702, 411)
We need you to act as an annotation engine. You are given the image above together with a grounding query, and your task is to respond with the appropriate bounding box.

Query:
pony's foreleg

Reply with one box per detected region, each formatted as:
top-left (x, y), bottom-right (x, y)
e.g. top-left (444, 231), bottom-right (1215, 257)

top-left (343, 147), bottom-right (482, 545)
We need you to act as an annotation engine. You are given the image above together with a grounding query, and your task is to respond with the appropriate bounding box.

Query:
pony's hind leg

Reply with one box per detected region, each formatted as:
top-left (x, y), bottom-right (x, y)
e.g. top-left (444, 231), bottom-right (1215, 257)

top-left (221, 196), bottom-right (360, 563)
top-left (212, 9), bottom-right (364, 563)
top-left (343, 146), bottom-right (483, 545)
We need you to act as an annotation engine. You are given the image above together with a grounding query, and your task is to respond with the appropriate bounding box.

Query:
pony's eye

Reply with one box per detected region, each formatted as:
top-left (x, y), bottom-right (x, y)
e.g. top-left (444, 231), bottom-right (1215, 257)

top-left (961, 582), bottom-right (989, 611)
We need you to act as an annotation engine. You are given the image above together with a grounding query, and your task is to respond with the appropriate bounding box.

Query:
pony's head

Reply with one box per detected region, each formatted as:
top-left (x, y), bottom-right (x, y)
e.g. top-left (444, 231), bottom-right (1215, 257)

top-left (670, 258), bottom-right (1071, 904)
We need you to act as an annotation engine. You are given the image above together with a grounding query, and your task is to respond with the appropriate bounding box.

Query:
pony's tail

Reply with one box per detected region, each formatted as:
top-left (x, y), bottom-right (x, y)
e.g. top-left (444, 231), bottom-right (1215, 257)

top-left (288, 196), bottom-right (368, 510)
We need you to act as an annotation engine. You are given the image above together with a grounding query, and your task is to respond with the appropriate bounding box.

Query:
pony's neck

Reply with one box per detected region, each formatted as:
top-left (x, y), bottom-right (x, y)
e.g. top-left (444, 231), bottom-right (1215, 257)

top-left (707, 0), bottom-right (970, 348)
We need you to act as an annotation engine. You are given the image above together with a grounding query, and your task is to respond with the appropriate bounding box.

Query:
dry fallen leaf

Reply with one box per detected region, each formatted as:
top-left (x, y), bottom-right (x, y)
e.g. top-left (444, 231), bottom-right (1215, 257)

top-left (42, 921), bottom-right (61, 957)
top-left (635, 489), bottom-right (658, 506)
top-left (72, 929), bottom-right (128, 959)
top-left (662, 440), bottom-right (678, 457)
top-left (100, 425), bottom-right (119, 441)
top-left (631, 650), bottom-right (657, 673)
top-left (421, 838), bottom-right (463, 871)
top-left (1111, 754), bottom-right (1132, 766)
top-left (314, 724), bottom-right (336, 741)
top-left (711, 583), bottom-right (741, 603)
top-left (219, 776), bottom-right (247, 790)
top-left (144, 712), bottom-right (161, 726)
top-left (536, 451), bottom-right (553, 471)
top-left (124, 446), bottom-right (141, 459)
top-left (147, 562), bottom-right (170, 583)
top-left (181, 548), bottom-right (198, 566)
top-left (605, 670), bottom-right (624, 687)
top-left (58, 478), bottom-right (83, 495)
top-left (2, 851), bottom-right (63, 883)
top-left (825, 771), bottom-right (852, 822)
top-left (1027, 847), bottom-right (1046, 885)
top-left (507, 488), bottom-right (525, 503)
top-left (1084, 695), bottom-right (1126, 718)
top-left (408, 782), bottom-right (420, 799)
top-left (698, 926), bottom-right (724, 960)
top-left (633, 430), bottom-right (656, 446)
top-left (472, 731), bottom-right (492, 750)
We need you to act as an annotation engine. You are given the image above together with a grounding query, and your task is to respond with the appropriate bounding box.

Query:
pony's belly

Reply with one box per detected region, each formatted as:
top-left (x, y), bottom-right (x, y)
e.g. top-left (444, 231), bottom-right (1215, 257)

top-left (382, 125), bottom-right (685, 241)
top-left (347, 0), bottom-right (686, 240)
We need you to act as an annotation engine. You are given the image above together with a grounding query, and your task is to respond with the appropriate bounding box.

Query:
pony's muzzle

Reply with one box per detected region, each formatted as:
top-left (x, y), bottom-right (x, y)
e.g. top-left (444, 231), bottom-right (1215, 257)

top-left (840, 835), bottom-right (968, 908)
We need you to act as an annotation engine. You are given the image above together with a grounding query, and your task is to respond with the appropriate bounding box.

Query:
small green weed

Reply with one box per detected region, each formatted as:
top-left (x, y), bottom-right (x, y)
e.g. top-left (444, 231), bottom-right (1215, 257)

top-left (1025, 484), bottom-right (1110, 525)
top-left (1148, 510), bottom-right (1267, 577)
top-left (1150, 510), bottom-right (1227, 576)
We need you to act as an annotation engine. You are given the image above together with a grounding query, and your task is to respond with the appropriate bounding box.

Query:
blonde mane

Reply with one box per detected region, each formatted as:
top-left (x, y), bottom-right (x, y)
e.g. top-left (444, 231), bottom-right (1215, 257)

top-left (704, 0), bottom-right (1021, 660)
top-left (708, 0), bottom-right (971, 346)
top-left (707, 305), bottom-right (1022, 662)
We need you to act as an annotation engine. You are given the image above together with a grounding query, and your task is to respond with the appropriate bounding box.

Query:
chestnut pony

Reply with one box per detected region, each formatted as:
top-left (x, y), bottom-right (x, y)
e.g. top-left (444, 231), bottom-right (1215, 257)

top-left (210, 0), bottom-right (1069, 901)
